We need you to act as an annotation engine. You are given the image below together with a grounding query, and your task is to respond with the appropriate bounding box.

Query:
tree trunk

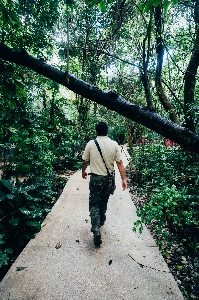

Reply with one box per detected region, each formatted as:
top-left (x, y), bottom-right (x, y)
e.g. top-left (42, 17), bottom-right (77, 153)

top-left (154, 5), bottom-right (179, 124)
top-left (183, 0), bottom-right (199, 132)
top-left (1, 43), bottom-right (199, 153)
top-left (140, 8), bottom-right (153, 109)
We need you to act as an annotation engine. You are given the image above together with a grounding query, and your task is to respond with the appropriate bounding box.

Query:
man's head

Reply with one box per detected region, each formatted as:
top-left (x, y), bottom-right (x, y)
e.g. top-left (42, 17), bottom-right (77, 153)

top-left (95, 122), bottom-right (108, 136)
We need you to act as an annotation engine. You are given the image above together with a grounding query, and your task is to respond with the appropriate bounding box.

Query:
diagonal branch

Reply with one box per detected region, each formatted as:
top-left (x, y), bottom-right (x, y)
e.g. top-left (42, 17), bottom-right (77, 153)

top-left (0, 42), bottom-right (199, 153)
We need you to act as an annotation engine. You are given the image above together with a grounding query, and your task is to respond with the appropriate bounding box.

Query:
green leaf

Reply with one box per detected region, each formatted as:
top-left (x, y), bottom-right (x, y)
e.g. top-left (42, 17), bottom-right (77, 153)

top-left (9, 10), bottom-right (21, 25)
top-left (4, 248), bottom-right (13, 254)
top-left (0, 234), bottom-right (6, 245)
top-left (98, 0), bottom-right (106, 13)
top-left (89, 0), bottom-right (99, 8)
top-left (26, 221), bottom-right (41, 231)
top-left (163, 0), bottom-right (171, 10)
top-left (9, 218), bottom-right (19, 226)
top-left (6, 194), bottom-right (15, 200)
top-left (1, 179), bottom-right (13, 191)
top-left (144, 0), bottom-right (154, 13)
top-left (16, 266), bottom-right (27, 271)
top-left (23, 234), bottom-right (36, 239)
top-left (26, 194), bottom-right (42, 201)
top-left (0, 253), bottom-right (9, 267)
top-left (139, 227), bottom-right (143, 234)
top-left (30, 208), bottom-right (43, 218)
top-left (65, 0), bottom-right (76, 7)
top-left (19, 207), bottom-right (31, 215)
top-left (138, 4), bottom-right (144, 11)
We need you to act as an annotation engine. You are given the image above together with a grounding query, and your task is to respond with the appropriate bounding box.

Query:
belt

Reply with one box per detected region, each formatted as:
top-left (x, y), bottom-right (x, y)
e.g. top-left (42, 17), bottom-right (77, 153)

top-left (90, 173), bottom-right (108, 177)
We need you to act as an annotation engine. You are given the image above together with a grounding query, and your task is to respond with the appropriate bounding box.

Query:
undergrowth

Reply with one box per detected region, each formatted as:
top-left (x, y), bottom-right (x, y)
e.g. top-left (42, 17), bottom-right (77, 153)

top-left (0, 175), bottom-right (68, 281)
top-left (128, 140), bottom-right (199, 299)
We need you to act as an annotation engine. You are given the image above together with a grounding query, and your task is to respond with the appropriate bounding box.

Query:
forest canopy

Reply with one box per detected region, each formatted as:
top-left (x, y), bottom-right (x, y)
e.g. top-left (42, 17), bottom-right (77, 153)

top-left (0, 0), bottom-right (199, 152)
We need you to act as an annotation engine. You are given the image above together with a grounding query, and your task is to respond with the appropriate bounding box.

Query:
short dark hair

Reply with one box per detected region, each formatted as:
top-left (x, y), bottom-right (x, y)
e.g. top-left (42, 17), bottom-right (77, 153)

top-left (95, 122), bottom-right (108, 136)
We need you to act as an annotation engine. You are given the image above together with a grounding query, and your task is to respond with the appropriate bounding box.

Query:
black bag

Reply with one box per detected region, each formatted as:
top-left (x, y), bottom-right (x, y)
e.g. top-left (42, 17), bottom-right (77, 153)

top-left (108, 170), bottom-right (116, 195)
top-left (94, 139), bottom-right (116, 195)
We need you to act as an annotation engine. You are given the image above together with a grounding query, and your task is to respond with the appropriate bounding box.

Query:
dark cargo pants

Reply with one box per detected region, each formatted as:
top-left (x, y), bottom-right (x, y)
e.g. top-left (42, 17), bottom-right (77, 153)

top-left (89, 174), bottom-right (111, 232)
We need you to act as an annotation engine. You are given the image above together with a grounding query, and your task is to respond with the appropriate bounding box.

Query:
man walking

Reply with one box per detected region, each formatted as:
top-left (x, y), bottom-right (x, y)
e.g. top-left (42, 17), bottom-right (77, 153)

top-left (82, 122), bottom-right (127, 246)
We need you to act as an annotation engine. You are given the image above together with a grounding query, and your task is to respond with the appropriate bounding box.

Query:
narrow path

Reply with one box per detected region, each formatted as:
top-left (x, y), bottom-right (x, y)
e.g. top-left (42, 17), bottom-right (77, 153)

top-left (0, 146), bottom-right (184, 300)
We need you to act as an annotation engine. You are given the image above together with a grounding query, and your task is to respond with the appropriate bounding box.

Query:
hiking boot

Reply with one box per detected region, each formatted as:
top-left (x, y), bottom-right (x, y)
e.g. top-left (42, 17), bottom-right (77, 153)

top-left (100, 214), bottom-right (106, 226)
top-left (100, 220), bottom-right (105, 226)
top-left (93, 229), bottom-right (102, 246)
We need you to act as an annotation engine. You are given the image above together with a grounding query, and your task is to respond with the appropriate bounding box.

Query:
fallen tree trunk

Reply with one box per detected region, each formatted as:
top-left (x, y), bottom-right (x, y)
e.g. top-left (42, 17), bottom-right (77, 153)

top-left (1, 43), bottom-right (199, 154)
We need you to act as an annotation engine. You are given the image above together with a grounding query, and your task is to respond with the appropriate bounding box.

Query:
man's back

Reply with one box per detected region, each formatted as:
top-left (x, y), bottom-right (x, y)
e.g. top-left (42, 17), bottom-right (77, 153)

top-left (82, 136), bottom-right (122, 175)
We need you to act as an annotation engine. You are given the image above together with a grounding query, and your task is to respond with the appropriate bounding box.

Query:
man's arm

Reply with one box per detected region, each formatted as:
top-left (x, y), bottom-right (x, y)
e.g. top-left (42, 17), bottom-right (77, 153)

top-left (82, 160), bottom-right (89, 179)
top-left (116, 160), bottom-right (127, 190)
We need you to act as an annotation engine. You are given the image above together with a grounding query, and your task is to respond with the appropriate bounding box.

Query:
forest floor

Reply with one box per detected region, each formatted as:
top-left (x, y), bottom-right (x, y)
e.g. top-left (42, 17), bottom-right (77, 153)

top-left (126, 167), bottom-right (199, 300)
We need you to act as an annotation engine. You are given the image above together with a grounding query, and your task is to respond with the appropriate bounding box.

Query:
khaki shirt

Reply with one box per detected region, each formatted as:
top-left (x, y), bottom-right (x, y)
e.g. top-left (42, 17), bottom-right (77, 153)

top-left (82, 136), bottom-right (122, 176)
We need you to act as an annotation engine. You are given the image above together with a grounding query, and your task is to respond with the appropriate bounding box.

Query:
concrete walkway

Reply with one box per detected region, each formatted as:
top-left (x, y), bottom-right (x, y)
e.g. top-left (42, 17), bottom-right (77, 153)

top-left (0, 146), bottom-right (184, 300)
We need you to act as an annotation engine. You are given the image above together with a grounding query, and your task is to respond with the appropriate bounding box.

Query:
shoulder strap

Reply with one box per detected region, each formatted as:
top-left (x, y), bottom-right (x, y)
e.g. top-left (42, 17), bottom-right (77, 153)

top-left (94, 139), bottom-right (110, 176)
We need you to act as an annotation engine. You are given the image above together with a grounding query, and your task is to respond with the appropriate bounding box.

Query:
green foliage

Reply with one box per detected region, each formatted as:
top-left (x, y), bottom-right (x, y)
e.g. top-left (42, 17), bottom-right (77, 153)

top-left (0, 65), bottom-right (84, 275)
top-left (135, 184), bottom-right (199, 236)
top-left (87, 0), bottom-right (179, 14)
top-left (140, 0), bottom-right (182, 12)
top-left (65, 0), bottom-right (76, 7)
top-left (0, 175), bottom-right (60, 267)
top-left (87, 0), bottom-right (110, 13)
top-left (130, 140), bottom-right (199, 252)
top-left (0, 247), bottom-right (13, 267)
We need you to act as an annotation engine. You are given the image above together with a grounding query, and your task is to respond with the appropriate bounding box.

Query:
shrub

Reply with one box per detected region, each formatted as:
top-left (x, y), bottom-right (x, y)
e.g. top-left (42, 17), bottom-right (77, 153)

top-left (130, 140), bottom-right (199, 252)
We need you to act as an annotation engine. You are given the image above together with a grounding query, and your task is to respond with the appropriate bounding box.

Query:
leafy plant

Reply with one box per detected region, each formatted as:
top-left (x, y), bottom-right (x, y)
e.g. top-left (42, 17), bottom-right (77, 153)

top-left (0, 175), bottom-right (67, 270)
top-left (130, 139), bottom-right (199, 252)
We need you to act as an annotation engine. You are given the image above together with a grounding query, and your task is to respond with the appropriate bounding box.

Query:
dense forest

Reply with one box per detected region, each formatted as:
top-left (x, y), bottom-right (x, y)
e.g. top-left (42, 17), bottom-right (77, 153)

top-left (0, 0), bottom-right (199, 298)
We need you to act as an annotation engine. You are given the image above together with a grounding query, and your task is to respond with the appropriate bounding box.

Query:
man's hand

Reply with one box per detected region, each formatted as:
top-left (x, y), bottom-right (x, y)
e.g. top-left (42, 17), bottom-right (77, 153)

top-left (116, 160), bottom-right (127, 190)
top-left (122, 179), bottom-right (127, 191)
top-left (82, 160), bottom-right (89, 179)
top-left (82, 171), bottom-right (88, 179)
